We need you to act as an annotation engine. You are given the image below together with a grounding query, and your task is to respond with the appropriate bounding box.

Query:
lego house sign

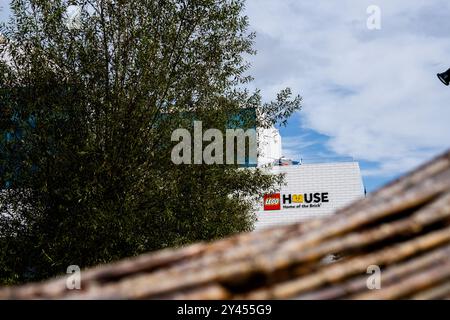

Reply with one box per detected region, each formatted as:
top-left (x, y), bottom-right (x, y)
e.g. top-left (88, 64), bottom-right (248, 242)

top-left (264, 193), bottom-right (330, 211)
top-left (255, 162), bottom-right (365, 230)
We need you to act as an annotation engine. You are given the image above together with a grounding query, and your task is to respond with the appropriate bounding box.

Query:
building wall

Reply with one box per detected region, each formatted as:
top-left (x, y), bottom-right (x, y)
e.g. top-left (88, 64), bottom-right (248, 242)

top-left (255, 162), bottom-right (365, 230)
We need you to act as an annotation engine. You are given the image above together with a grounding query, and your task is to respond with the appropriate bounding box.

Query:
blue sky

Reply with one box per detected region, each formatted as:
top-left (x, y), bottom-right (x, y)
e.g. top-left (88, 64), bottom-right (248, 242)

top-left (2, 1), bottom-right (450, 193)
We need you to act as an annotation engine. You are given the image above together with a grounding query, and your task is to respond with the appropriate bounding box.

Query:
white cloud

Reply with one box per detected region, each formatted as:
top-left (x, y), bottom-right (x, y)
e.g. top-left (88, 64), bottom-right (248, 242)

top-left (246, 0), bottom-right (450, 177)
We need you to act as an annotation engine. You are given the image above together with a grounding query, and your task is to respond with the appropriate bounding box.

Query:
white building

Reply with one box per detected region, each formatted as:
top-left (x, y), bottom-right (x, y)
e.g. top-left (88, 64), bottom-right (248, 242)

top-left (255, 128), bottom-right (365, 230)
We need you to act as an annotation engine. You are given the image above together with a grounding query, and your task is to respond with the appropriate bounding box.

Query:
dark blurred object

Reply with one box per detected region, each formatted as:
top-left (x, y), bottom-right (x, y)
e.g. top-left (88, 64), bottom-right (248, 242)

top-left (437, 68), bottom-right (450, 86)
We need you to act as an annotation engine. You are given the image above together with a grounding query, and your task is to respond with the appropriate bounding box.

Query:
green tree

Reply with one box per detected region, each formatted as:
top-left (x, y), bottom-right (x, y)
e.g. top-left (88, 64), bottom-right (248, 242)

top-left (0, 0), bottom-right (301, 284)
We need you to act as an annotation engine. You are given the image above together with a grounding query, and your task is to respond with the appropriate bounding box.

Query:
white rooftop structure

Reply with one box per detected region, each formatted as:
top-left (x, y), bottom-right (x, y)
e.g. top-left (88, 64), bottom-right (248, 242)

top-left (257, 127), bottom-right (282, 167)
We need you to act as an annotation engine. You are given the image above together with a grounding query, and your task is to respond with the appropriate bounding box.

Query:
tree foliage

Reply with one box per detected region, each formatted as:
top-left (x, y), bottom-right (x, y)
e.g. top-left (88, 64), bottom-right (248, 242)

top-left (0, 0), bottom-right (301, 284)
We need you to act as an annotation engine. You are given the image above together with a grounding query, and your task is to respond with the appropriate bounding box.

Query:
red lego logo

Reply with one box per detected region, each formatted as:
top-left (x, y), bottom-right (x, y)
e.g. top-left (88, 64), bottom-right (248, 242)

top-left (264, 194), bottom-right (281, 211)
